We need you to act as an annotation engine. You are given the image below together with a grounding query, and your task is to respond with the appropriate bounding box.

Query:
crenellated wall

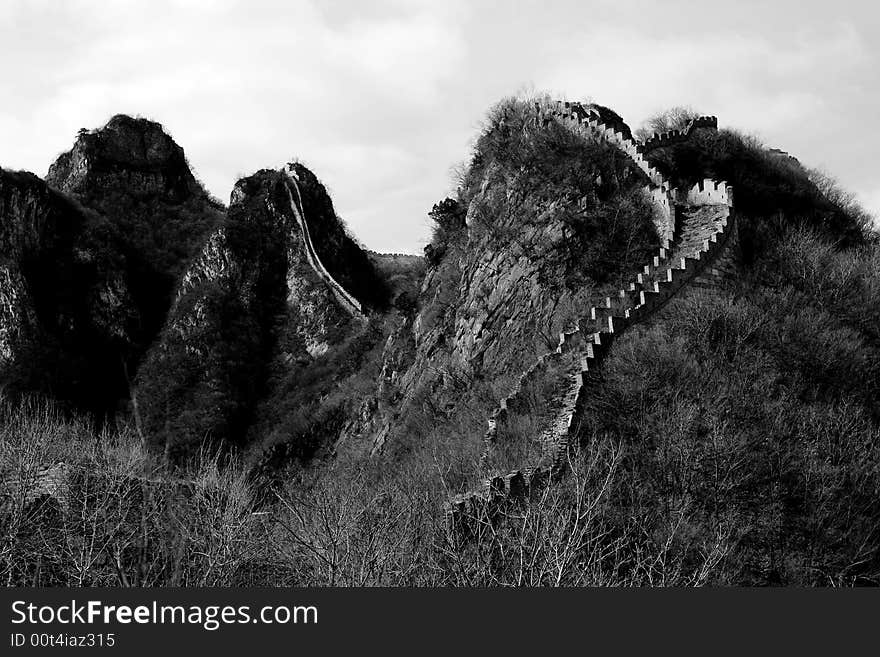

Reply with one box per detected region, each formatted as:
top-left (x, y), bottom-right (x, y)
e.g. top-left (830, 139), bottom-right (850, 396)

top-left (641, 115), bottom-right (718, 152)
top-left (536, 100), bottom-right (678, 243)
top-left (447, 102), bottom-right (739, 532)
top-left (0, 462), bottom-right (70, 514)
top-left (644, 184), bottom-right (675, 245)
top-left (683, 178), bottom-right (733, 207)
top-left (482, 351), bottom-right (566, 447)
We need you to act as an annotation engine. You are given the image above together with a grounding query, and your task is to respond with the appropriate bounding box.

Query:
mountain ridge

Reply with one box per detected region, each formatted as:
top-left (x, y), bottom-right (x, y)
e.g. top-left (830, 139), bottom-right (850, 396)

top-left (2, 97), bottom-right (879, 586)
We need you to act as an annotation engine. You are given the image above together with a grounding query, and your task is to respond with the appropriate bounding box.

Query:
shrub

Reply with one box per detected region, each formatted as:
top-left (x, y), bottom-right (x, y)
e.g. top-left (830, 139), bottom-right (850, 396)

top-left (634, 106), bottom-right (701, 141)
top-left (570, 239), bottom-right (880, 585)
top-left (646, 127), bottom-right (867, 246)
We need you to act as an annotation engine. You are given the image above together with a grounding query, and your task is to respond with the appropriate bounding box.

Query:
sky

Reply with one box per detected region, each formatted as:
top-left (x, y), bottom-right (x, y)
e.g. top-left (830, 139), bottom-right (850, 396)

top-left (1, 0), bottom-right (878, 253)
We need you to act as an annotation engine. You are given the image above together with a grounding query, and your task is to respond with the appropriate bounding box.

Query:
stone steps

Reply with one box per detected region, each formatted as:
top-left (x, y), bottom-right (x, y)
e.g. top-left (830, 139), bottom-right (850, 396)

top-left (446, 101), bottom-right (737, 531)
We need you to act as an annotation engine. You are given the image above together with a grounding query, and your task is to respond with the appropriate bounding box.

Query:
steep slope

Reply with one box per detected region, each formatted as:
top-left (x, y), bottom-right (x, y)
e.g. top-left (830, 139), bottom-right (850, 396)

top-left (642, 118), bottom-right (866, 246)
top-left (443, 101), bottom-right (880, 585)
top-left (1, 116), bottom-right (223, 417)
top-left (335, 99), bottom-right (662, 469)
top-left (136, 163), bottom-right (385, 461)
top-left (0, 170), bottom-right (73, 367)
top-left (47, 114), bottom-right (201, 198)
top-left (449, 101), bottom-right (737, 521)
top-left (46, 115), bottom-right (225, 359)
top-left (0, 168), bottom-right (138, 413)
top-left (2, 95), bottom-right (878, 586)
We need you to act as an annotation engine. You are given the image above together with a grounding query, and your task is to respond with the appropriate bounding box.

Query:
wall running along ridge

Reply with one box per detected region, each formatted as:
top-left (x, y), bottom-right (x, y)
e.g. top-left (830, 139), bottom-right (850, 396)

top-left (447, 101), bottom-right (737, 533)
top-left (480, 100), bottom-right (682, 452)
top-left (545, 101), bottom-right (678, 243)
top-left (281, 165), bottom-right (364, 318)
top-left (641, 115), bottom-right (718, 152)
top-left (2, 164), bottom-right (370, 503)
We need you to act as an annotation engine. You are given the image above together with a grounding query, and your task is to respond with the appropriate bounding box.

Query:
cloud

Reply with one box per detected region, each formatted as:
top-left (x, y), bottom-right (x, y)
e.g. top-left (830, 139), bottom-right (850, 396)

top-left (1, 0), bottom-right (878, 251)
top-left (0, 0), bottom-right (472, 252)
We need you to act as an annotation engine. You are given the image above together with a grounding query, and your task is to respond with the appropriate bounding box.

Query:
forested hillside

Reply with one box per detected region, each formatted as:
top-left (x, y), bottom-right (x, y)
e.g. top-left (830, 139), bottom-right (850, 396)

top-left (1, 96), bottom-right (877, 586)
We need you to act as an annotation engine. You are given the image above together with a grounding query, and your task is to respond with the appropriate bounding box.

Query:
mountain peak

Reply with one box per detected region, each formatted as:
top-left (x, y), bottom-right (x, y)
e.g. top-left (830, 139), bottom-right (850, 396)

top-left (46, 113), bottom-right (201, 199)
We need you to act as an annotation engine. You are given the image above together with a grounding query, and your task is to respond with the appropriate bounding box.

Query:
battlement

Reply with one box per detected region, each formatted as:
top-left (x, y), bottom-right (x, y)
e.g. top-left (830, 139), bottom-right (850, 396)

top-left (535, 100), bottom-right (675, 236)
top-left (644, 184), bottom-right (676, 243)
top-left (482, 351), bottom-right (565, 447)
top-left (642, 115), bottom-right (718, 152)
top-left (446, 102), bottom-right (738, 534)
top-left (683, 178), bottom-right (733, 207)
top-left (447, 463), bottom-right (557, 531)
top-left (689, 116), bottom-right (718, 131)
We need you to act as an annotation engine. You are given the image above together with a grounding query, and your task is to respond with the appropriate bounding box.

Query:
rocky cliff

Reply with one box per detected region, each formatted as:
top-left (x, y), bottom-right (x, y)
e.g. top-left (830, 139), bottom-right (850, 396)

top-left (47, 114), bottom-right (201, 200)
top-left (0, 170), bottom-right (63, 372)
top-left (135, 163), bottom-right (387, 461)
top-left (334, 100), bottom-right (660, 465)
top-left (4, 100), bottom-right (869, 479)
top-left (3, 96), bottom-right (877, 587)
top-left (0, 167), bottom-right (137, 413)
top-left (46, 115), bottom-right (224, 350)
top-left (0, 116), bottom-right (222, 417)
top-left (1, 114), bottom-right (398, 460)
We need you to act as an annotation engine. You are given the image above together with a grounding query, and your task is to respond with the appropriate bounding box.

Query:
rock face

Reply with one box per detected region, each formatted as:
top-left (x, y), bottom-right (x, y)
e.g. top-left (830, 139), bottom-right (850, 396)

top-left (46, 114), bottom-right (224, 342)
top-left (0, 116), bottom-right (222, 416)
top-left (0, 168), bottom-right (136, 412)
top-left (2, 116), bottom-right (391, 461)
top-left (135, 163), bottom-right (384, 459)
top-left (47, 114), bottom-right (201, 199)
top-left (335, 100), bottom-right (660, 458)
top-left (0, 172), bottom-right (55, 369)
top-left (0, 103), bottom-right (670, 472)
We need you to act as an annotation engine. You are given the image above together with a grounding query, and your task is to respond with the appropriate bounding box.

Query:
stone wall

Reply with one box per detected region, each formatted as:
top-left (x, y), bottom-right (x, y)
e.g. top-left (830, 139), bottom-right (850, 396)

top-left (537, 100), bottom-right (678, 244)
top-left (641, 115), bottom-right (718, 152)
top-left (447, 102), bottom-right (739, 532)
top-left (283, 165), bottom-right (364, 318)
top-left (683, 178), bottom-right (733, 207)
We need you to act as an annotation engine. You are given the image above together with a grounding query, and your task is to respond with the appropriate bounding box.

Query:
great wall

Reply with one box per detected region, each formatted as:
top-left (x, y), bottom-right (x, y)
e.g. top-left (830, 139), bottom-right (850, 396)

top-left (171, 165), bottom-right (367, 321)
top-left (448, 101), bottom-right (738, 531)
top-left (641, 115), bottom-right (718, 152)
top-left (282, 164), bottom-right (364, 318)
top-left (1, 103), bottom-right (739, 525)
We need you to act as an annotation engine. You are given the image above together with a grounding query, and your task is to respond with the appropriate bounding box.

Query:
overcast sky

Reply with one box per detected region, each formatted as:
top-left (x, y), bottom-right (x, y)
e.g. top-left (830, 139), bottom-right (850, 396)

top-left (1, 0), bottom-right (878, 253)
